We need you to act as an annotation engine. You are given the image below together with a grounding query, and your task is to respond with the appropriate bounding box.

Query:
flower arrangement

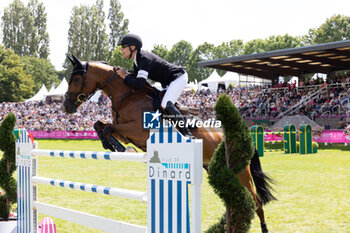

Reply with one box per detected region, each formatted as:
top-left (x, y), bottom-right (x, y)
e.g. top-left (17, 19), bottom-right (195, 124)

top-left (312, 125), bottom-right (324, 136)
top-left (344, 124), bottom-right (350, 135)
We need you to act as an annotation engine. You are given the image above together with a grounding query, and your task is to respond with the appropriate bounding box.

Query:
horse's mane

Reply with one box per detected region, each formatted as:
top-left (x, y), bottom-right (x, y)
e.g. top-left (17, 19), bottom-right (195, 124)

top-left (89, 60), bottom-right (109, 65)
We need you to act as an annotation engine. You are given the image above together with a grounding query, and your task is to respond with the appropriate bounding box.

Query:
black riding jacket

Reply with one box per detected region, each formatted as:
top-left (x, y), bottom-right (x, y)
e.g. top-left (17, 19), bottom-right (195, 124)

top-left (124, 50), bottom-right (185, 89)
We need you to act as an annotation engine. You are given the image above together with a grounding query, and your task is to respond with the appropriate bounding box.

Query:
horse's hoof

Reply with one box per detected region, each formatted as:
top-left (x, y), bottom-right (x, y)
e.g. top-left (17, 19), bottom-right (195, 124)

top-left (261, 222), bottom-right (269, 233)
top-left (93, 121), bottom-right (103, 130)
top-left (103, 125), bottom-right (114, 138)
top-left (102, 139), bottom-right (115, 152)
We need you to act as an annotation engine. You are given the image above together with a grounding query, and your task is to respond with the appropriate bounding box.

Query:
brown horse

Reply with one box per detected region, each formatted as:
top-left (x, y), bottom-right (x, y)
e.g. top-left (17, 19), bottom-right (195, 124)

top-left (63, 55), bottom-right (275, 233)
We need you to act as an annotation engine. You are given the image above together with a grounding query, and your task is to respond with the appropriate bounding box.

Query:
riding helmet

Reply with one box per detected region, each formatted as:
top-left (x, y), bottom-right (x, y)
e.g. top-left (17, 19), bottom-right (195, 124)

top-left (118, 33), bottom-right (143, 50)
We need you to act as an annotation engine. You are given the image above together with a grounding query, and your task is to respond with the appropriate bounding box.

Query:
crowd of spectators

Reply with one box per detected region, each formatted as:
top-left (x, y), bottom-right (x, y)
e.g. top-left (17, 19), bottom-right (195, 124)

top-left (0, 78), bottom-right (349, 131)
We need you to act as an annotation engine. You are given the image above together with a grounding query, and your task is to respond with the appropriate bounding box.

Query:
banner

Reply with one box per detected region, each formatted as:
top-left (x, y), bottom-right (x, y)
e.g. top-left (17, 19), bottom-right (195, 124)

top-left (264, 130), bottom-right (350, 144)
top-left (28, 130), bottom-right (98, 139)
top-left (27, 130), bottom-right (350, 143)
top-left (313, 130), bottom-right (350, 143)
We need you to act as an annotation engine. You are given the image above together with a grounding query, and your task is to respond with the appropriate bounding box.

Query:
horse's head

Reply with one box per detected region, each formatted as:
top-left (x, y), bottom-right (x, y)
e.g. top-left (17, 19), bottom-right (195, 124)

top-left (63, 54), bottom-right (98, 113)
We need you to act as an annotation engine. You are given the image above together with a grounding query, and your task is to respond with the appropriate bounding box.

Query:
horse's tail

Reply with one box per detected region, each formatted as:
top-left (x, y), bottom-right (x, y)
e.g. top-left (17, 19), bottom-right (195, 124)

top-left (250, 149), bottom-right (277, 205)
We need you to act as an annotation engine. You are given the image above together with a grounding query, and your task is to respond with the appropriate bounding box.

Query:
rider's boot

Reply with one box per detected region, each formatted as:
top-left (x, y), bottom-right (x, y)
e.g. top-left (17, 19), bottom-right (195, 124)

top-left (165, 101), bottom-right (195, 139)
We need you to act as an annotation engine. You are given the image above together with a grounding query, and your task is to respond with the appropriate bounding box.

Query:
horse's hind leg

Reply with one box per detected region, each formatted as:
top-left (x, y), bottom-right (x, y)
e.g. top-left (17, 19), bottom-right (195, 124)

top-left (255, 199), bottom-right (269, 233)
top-left (239, 168), bottom-right (269, 233)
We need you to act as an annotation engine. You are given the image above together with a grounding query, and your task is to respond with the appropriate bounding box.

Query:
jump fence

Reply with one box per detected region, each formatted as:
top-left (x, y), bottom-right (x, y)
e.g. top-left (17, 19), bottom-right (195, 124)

top-left (16, 126), bottom-right (203, 233)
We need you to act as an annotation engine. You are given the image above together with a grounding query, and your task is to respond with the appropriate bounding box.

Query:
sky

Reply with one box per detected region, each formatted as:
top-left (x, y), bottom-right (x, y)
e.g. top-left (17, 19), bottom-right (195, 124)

top-left (0, 0), bottom-right (350, 70)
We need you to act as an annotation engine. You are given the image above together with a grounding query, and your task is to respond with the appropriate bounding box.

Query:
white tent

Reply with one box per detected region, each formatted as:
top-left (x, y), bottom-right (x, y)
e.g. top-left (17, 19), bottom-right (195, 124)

top-left (25, 84), bottom-right (48, 102)
top-left (45, 79), bottom-right (68, 101)
top-left (46, 79), bottom-right (68, 97)
top-left (221, 72), bottom-right (240, 87)
top-left (199, 70), bottom-right (222, 92)
top-left (89, 90), bottom-right (102, 102)
top-left (48, 83), bottom-right (56, 93)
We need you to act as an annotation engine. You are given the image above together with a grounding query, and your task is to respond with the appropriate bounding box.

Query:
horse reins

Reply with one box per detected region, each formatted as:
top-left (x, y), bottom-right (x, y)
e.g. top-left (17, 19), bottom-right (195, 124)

top-left (67, 63), bottom-right (126, 107)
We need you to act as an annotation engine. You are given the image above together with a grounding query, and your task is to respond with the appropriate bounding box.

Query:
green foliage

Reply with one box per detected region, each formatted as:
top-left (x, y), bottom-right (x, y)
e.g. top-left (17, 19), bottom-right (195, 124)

top-left (305, 14), bottom-right (350, 44)
top-left (64, 1), bottom-right (109, 74)
top-left (215, 94), bottom-right (254, 173)
top-left (214, 40), bottom-right (244, 76)
top-left (1, 0), bottom-right (49, 58)
top-left (187, 42), bottom-right (215, 82)
top-left (109, 49), bottom-right (133, 71)
top-left (108, 0), bottom-right (129, 55)
top-left (242, 34), bottom-right (301, 55)
top-left (0, 113), bottom-right (17, 220)
top-left (164, 40), bottom-right (193, 68)
top-left (20, 56), bottom-right (59, 92)
top-left (0, 46), bottom-right (35, 102)
top-left (151, 44), bottom-right (168, 59)
top-left (206, 94), bottom-right (255, 233)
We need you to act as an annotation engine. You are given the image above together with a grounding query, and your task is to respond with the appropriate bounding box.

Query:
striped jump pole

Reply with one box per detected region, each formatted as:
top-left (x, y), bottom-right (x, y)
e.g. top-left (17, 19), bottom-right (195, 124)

top-left (16, 125), bottom-right (203, 233)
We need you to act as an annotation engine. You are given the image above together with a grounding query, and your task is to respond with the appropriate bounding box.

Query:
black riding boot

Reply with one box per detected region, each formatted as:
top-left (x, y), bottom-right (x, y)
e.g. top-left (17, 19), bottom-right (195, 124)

top-left (165, 101), bottom-right (195, 139)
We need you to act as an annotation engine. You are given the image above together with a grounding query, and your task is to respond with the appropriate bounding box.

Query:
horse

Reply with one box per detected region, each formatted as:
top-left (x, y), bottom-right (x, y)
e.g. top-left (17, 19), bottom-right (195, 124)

top-left (63, 55), bottom-right (276, 233)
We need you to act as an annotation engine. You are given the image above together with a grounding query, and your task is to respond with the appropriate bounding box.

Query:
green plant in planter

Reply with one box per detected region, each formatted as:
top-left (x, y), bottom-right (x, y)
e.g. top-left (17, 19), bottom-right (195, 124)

top-left (206, 94), bottom-right (255, 233)
top-left (0, 113), bottom-right (17, 220)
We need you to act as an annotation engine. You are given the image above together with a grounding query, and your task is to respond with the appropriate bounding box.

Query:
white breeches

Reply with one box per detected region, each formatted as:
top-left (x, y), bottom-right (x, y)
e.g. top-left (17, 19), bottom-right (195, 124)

top-left (161, 72), bottom-right (188, 109)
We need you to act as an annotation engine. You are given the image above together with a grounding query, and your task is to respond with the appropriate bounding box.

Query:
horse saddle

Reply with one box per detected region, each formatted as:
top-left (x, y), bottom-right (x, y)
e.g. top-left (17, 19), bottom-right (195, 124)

top-left (143, 84), bottom-right (201, 129)
top-left (143, 84), bottom-right (200, 116)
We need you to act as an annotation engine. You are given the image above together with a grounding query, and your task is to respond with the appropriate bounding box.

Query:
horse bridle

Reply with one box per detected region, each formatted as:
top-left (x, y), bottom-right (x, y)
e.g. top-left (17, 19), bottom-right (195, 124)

top-left (65, 62), bottom-right (119, 106)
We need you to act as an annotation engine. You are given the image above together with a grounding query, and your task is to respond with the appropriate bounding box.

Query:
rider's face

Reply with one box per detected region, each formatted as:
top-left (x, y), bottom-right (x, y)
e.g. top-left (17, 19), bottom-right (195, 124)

top-left (121, 45), bottom-right (136, 59)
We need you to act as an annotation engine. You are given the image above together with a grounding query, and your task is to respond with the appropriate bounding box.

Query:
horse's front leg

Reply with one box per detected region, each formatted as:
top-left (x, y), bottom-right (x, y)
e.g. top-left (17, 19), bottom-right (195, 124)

top-left (106, 121), bottom-right (149, 151)
top-left (93, 121), bottom-right (116, 152)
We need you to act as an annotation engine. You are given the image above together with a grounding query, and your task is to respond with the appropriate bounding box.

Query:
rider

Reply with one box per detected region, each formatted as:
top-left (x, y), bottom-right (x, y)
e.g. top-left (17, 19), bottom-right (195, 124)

top-left (116, 33), bottom-right (194, 138)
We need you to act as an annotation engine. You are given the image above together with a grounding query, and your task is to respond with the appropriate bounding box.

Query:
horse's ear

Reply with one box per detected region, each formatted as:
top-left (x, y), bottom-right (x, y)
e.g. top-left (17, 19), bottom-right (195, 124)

top-left (67, 55), bottom-right (75, 66)
top-left (72, 54), bottom-right (83, 68)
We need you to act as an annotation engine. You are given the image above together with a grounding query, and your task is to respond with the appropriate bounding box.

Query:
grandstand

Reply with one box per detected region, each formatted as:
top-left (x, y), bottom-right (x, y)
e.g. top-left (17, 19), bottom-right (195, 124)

top-left (0, 78), bottom-right (349, 132)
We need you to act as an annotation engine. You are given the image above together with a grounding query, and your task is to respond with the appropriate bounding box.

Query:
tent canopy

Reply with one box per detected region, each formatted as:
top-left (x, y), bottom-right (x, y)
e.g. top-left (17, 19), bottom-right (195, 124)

top-left (46, 78), bottom-right (68, 97)
top-left (199, 70), bottom-right (241, 92)
top-left (25, 84), bottom-right (48, 102)
top-left (199, 71), bottom-right (222, 92)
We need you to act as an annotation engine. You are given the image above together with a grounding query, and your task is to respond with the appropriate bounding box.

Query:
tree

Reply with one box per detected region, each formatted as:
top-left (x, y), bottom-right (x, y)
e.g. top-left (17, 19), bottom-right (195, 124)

top-left (187, 42), bottom-right (215, 82)
top-left (165, 40), bottom-right (193, 68)
top-left (242, 38), bottom-right (266, 55)
top-left (20, 56), bottom-right (59, 92)
top-left (151, 44), bottom-right (168, 59)
top-left (1, 0), bottom-right (49, 58)
top-left (305, 14), bottom-right (350, 44)
top-left (215, 40), bottom-right (244, 59)
top-left (27, 0), bottom-right (50, 58)
top-left (90, 0), bottom-right (109, 61)
top-left (0, 46), bottom-right (34, 102)
top-left (263, 34), bottom-right (301, 51)
top-left (215, 40), bottom-right (244, 76)
top-left (108, 0), bottom-right (129, 55)
top-left (0, 113), bottom-right (17, 221)
top-left (1, 0), bottom-right (27, 55)
top-left (109, 48), bottom-right (133, 71)
top-left (64, 1), bottom-right (109, 74)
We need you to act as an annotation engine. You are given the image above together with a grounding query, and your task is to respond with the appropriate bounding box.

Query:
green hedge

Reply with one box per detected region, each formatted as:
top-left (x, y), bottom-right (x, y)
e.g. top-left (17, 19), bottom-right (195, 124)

top-left (206, 94), bottom-right (255, 233)
top-left (0, 113), bottom-right (17, 220)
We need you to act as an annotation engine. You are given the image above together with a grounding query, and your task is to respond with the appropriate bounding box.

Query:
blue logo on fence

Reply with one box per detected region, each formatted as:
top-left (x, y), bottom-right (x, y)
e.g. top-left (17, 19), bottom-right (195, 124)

top-left (143, 110), bottom-right (161, 129)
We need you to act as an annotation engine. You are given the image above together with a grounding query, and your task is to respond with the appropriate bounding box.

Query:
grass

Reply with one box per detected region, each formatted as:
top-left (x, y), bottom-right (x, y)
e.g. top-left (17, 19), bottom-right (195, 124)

top-left (3, 139), bottom-right (350, 232)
